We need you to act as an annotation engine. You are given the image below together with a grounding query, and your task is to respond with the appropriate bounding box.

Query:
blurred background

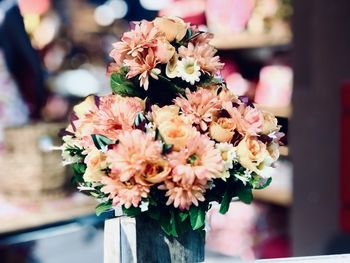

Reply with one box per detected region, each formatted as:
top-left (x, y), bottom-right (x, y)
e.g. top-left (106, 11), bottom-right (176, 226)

top-left (0, 0), bottom-right (349, 262)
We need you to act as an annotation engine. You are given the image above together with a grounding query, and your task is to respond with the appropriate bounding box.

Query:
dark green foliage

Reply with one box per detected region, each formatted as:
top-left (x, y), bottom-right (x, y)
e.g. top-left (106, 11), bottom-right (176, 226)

top-left (96, 201), bottom-right (113, 216)
top-left (91, 134), bottom-right (115, 150)
top-left (110, 68), bottom-right (144, 97)
top-left (71, 162), bottom-right (86, 186)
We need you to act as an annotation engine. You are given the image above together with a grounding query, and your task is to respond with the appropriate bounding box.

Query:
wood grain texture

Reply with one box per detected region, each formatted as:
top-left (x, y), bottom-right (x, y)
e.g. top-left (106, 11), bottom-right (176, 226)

top-left (104, 215), bottom-right (205, 263)
top-left (136, 215), bottom-right (205, 263)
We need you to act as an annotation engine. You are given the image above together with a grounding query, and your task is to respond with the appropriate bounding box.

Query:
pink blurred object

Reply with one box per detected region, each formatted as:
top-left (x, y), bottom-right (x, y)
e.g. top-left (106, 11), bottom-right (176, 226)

top-left (255, 65), bottom-right (293, 107)
top-left (159, 0), bottom-right (206, 25)
top-left (206, 203), bottom-right (259, 260)
top-left (19, 0), bottom-right (51, 15)
top-left (206, 0), bottom-right (254, 34)
top-left (226, 73), bottom-right (250, 96)
top-left (221, 59), bottom-right (238, 78)
top-left (221, 60), bottom-right (249, 96)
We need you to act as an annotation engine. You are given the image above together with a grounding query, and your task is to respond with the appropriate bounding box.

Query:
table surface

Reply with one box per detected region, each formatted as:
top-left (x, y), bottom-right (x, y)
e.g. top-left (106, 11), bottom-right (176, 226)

top-left (0, 193), bottom-right (98, 235)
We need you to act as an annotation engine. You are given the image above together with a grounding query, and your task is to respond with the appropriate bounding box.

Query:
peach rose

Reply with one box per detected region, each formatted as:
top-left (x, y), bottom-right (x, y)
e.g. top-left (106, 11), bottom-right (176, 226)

top-left (262, 111), bottom-right (279, 135)
top-left (151, 105), bottom-right (180, 126)
top-left (73, 95), bottom-right (97, 119)
top-left (264, 142), bottom-right (280, 166)
top-left (241, 106), bottom-right (264, 134)
top-left (158, 117), bottom-right (195, 150)
top-left (83, 149), bottom-right (107, 182)
top-left (135, 160), bottom-right (171, 186)
top-left (153, 16), bottom-right (187, 42)
top-left (209, 117), bottom-right (236, 142)
top-left (155, 39), bottom-right (176, 64)
top-left (236, 136), bottom-right (267, 173)
top-left (218, 88), bottom-right (240, 104)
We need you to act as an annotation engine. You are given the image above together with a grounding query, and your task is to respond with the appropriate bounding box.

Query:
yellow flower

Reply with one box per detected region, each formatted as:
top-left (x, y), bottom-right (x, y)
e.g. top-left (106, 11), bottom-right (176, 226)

top-left (262, 111), bottom-right (279, 135)
top-left (153, 16), bottom-right (187, 42)
top-left (151, 105), bottom-right (180, 127)
top-left (83, 149), bottom-right (107, 183)
top-left (236, 136), bottom-right (267, 173)
top-left (209, 117), bottom-right (236, 142)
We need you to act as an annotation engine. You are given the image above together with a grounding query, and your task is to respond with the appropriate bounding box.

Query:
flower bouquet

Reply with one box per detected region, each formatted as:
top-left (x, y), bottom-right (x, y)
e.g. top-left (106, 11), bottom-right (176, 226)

top-left (61, 16), bottom-right (283, 259)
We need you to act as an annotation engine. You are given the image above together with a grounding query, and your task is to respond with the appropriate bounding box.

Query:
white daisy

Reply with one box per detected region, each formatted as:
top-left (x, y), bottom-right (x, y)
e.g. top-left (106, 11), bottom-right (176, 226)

top-left (177, 57), bottom-right (201, 85)
top-left (216, 142), bottom-right (237, 181)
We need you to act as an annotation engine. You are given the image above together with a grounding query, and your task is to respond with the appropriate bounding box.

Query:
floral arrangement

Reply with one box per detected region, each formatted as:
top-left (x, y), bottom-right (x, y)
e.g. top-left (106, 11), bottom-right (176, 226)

top-left (61, 17), bottom-right (283, 237)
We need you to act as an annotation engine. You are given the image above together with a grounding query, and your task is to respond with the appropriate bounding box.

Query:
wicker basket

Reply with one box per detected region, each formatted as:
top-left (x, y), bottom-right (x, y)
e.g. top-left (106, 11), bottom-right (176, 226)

top-left (0, 123), bottom-right (68, 202)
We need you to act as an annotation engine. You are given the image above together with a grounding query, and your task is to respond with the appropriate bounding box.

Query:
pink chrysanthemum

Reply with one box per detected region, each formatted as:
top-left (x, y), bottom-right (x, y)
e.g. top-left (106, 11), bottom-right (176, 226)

top-left (101, 176), bottom-right (149, 208)
top-left (106, 129), bottom-right (162, 182)
top-left (109, 20), bottom-right (159, 67)
top-left (178, 42), bottom-right (224, 74)
top-left (167, 132), bottom-right (223, 184)
top-left (109, 20), bottom-right (162, 89)
top-left (174, 88), bottom-right (221, 131)
top-left (92, 95), bottom-right (144, 140)
top-left (159, 179), bottom-right (206, 210)
top-left (124, 49), bottom-right (160, 90)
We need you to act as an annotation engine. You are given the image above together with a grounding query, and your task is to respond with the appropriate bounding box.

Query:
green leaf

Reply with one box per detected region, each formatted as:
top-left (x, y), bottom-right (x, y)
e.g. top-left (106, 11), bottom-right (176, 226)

top-left (237, 185), bottom-right (253, 204)
top-left (96, 202), bottom-right (113, 216)
top-left (160, 211), bottom-right (178, 237)
top-left (91, 134), bottom-right (114, 150)
top-left (72, 162), bottom-right (86, 175)
top-left (254, 177), bottom-right (272, 190)
top-left (189, 206), bottom-right (205, 230)
top-left (162, 143), bottom-right (173, 154)
top-left (219, 188), bottom-right (235, 214)
top-left (122, 206), bottom-right (141, 217)
top-left (178, 212), bottom-right (189, 222)
top-left (110, 71), bottom-right (141, 97)
top-left (134, 113), bottom-right (147, 131)
top-left (65, 145), bottom-right (85, 158)
top-left (71, 162), bottom-right (86, 185)
top-left (155, 128), bottom-right (163, 141)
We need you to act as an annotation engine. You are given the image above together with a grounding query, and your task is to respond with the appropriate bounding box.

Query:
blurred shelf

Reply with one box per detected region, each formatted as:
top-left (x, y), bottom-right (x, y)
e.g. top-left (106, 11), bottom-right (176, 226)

top-left (257, 105), bottom-right (292, 119)
top-left (253, 184), bottom-right (292, 207)
top-left (0, 194), bottom-right (98, 235)
top-left (280, 146), bottom-right (289, 157)
top-left (210, 32), bottom-right (292, 50)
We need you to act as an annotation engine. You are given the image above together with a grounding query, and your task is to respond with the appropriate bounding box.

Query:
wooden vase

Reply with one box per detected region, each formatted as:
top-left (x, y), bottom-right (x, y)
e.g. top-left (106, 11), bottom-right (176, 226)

top-left (104, 215), bottom-right (205, 263)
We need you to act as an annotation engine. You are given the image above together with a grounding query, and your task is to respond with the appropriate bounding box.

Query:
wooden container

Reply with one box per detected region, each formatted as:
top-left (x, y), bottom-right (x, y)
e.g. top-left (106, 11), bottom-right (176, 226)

top-left (0, 123), bottom-right (68, 201)
top-left (104, 215), bottom-right (205, 263)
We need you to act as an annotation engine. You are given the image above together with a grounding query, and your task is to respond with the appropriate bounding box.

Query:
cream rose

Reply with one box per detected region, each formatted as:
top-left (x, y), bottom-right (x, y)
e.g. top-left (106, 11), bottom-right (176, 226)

top-left (158, 117), bottom-right (195, 150)
top-left (236, 136), bottom-right (268, 173)
top-left (263, 142), bottom-right (280, 167)
top-left (73, 95), bottom-right (97, 119)
top-left (242, 106), bottom-right (264, 134)
top-left (209, 117), bottom-right (236, 143)
top-left (218, 89), bottom-right (240, 104)
top-left (166, 53), bottom-right (179, 78)
top-left (151, 105), bottom-right (180, 126)
top-left (83, 149), bottom-right (107, 182)
top-left (262, 111), bottom-right (279, 135)
top-left (155, 39), bottom-right (176, 64)
top-left (153, 16), bottom-right (187, 42)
